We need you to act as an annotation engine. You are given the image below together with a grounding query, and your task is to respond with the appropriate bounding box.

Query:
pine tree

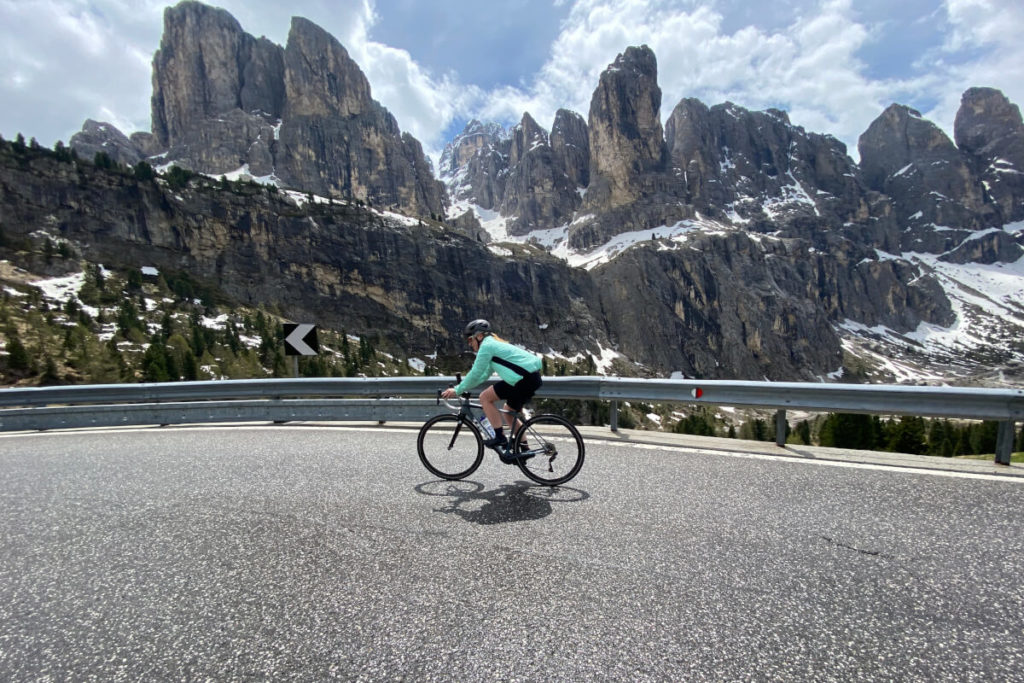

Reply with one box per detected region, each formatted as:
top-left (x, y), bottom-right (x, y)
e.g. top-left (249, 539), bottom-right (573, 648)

top-left (115, 299), bottom-right (145, 339)
top-left (927, 419), bottom-right (950, 455)
top-left (94, 151), bottom-right (115, 170)
top-left (796, 420), bottom-right (811, 445)
top-left (968, 421), bottom-right (999, 455)
top-left (674, 413), bottom-right (715, 436)
top-left (6, 335), bottom-right (31, 371)
top-left (141, 342), bottom-right (170, 382)
top-left (53, 141), bottom-right (72, 163)
top-left (134, 161), bottom-right (156, 181)
top-left (181, 350), bottom-right (200, 381)
top-left (887, 416), bottom-right (927, 455)
top-left (40, 355), bottom-right (60, 385)
top-left (820, 413), bottom-right (878, 449)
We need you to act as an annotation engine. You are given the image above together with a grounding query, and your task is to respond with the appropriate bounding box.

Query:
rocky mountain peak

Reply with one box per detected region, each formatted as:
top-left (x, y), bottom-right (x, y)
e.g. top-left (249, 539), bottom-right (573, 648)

top-left (586, 45), bottom-right (666, 208)
top-left (858, 103), bottom-right (992, 231)
top-left (438, 119), bottom-right (508, 182)
top-left (858, 104), bottom-right (950, 191)
top-left (499, 112), bottom-right (584, 235)
top-left (74, 1), bottom-right (444, 217)
top-left (954, 87), bottom-right (1024, 222)
top-left (550, 109), bottom-right (590, 189)
top-left (508, 112), bottom-right (548, 167)
top-left (954, 87), bottom-right (1023, 155)
top-left (664, 98), bottom-right (863, 230)
top-left (151, 1), bottom-right (275, 149)
top-left (438, 120), bottom-right (510, 209)
top-left (283, 16), bottom-right (371, 119)
top-left (69, 120), bottom-right (145, 166)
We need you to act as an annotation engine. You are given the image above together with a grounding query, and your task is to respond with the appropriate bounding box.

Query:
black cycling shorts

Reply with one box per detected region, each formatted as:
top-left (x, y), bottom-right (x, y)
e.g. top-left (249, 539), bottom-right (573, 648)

top-left (493, 372), bottom-right (543, 411)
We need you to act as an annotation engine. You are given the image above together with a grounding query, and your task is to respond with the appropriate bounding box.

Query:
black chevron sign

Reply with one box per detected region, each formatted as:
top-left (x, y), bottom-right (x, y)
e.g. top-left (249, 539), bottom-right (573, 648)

top-left (283, 323), bottom-right (318, 356)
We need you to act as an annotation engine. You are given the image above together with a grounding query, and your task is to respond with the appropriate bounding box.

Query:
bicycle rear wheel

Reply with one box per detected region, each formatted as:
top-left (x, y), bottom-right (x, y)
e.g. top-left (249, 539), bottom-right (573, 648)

top-left (417, 414), bottom-right (484, 480)
top-left (512, 414), bottom-right (585, 486)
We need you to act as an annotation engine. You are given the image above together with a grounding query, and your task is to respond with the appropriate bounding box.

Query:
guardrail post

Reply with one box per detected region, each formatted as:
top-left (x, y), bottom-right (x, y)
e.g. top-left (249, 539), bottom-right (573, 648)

top-left (995, 421), bottom-right (1015, 465)
top-left (610, 400), bottom-right (619, 432)
top-left (775, 409), bottom-right (787, 447)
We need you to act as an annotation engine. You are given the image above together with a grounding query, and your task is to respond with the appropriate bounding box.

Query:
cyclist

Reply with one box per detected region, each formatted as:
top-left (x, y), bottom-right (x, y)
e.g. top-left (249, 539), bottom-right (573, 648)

top-left (441, 319), bottom-right (543, 462)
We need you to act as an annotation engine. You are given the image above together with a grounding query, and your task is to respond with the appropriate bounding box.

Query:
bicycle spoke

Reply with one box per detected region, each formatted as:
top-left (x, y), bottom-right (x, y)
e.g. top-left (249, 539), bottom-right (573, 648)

top-left (418, 414), bottom-right (483, 480)
top-left (513, 414), bottom-right (584, 486)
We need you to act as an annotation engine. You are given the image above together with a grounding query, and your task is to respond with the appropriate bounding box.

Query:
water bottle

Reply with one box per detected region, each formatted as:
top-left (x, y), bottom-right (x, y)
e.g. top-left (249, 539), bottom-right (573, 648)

top-left (477, 415), bottom-right (495, 440)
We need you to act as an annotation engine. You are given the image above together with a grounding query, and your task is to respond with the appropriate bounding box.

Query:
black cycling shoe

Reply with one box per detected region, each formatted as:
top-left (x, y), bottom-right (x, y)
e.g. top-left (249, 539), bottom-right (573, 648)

top-left (499, 447), bottom-right (536, 464)
top-left (483, 434), bottom-right (508, 449)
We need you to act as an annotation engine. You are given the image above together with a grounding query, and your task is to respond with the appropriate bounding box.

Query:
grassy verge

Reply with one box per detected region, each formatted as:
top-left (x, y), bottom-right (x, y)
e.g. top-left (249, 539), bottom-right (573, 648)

top-left (957, 452), bottom-right (1024, 464)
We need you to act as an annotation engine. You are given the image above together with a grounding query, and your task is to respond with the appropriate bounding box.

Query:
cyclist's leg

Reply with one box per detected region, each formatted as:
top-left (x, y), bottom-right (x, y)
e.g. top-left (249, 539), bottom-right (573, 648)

top-left (479, 384), bottom-right (509, 446)
top-left (498, 373), bottom-right (542, 456)
top-left (478, 385), bottom-right (505, 429)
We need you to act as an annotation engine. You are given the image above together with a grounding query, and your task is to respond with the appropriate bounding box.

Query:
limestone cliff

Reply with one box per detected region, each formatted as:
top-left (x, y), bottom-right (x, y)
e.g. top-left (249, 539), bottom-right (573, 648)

top-left (954, 87), bottom-right (1024, 224)
top-left (568, 46), bottom-right (689, 250)
top-left (74, 1), bottom-right (445, 218)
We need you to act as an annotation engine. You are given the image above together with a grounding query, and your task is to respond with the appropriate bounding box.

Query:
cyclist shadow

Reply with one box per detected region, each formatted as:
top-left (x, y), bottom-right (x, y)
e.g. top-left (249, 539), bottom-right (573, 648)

top-left (415, 480), bottom-right (589, 525)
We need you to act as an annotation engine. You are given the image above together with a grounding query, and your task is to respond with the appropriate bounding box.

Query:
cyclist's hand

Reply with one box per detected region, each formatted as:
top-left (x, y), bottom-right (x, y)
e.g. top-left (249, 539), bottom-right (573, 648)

top-left (441, 387), bottom-right (456, 399)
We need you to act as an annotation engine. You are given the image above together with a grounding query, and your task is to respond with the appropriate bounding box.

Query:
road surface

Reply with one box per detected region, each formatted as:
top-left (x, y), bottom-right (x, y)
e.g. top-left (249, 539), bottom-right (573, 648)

top-left (1, 424), bottom-right (1022, 680)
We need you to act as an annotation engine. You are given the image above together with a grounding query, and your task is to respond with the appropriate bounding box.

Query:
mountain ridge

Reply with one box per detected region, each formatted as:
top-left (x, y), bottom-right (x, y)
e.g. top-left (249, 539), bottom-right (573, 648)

top-left (12, 1), bottom-right (1023, 386)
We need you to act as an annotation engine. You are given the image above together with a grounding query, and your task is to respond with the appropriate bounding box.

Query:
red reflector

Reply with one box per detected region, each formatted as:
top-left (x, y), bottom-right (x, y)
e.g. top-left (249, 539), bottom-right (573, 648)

top-left (691, 388), bottom-right (703, 399)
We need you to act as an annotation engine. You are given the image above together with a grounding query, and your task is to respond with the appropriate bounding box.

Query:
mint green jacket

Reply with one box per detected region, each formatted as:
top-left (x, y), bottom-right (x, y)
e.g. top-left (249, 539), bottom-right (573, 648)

top-left (454, 335), bottom-right (542, 394)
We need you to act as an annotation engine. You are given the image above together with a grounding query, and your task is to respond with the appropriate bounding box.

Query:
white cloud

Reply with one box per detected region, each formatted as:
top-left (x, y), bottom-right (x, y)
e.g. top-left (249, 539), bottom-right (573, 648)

top-left (919, 0), bottom-right (1024, 143)
top-left (943, 0), bottom-right (1024, 50)
top-left (0, 0), bottom-right (163, 143)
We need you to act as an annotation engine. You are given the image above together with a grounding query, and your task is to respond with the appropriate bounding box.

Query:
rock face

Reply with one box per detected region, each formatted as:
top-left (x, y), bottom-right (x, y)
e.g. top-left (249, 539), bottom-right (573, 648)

top-left (150, 2), bottom-right (284, 148)
top-left (852, 99), bottom-right (1024, 256)
top-left (592, 232), bottom-right (955, 377)
top-left (499, 113), bottom-right (583, 235)
top-left (566, 47), bottom-right (689, 250)
top-left (9, 142), bottom-right (998, 382)
top-left (275, 17), bottom-right (445, 215)
top-left (75, 1), bottom-right (444, 218)
top-left (0, 148), bottom-right (604, 362)
top-left (665, 99), bottom-right (866, 233)
top-left (954, 87), bottom-right (1024, 223)
top-left (858, 104), bottom-right (995, 234)
top-left (439, 111), bottom-right (591, 236)
top-left (69, 120), bottom-right (145, 166)
top-left (439, 120), bottom-right (510, 210)
top-left (550, 109), bottom-right (590, 190)
top-left (585, 46), bottom-right (667, 208)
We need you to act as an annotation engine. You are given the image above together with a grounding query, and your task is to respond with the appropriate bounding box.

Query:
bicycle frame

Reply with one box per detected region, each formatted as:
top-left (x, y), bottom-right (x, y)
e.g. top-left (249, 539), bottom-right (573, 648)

top-left (435, 392), bottom-right (530, 441)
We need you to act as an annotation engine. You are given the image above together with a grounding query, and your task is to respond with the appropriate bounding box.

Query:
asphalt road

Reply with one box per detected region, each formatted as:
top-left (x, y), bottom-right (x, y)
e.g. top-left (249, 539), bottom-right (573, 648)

top-left (1, 424), bottom-right (1023, 681)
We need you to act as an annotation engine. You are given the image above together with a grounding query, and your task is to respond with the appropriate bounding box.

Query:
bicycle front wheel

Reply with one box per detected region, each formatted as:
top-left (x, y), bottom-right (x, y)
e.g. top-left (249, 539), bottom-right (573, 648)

top-left (417, 414), bottom-right (484, 480)
top-left (513, 414), bottom-right (585, 486)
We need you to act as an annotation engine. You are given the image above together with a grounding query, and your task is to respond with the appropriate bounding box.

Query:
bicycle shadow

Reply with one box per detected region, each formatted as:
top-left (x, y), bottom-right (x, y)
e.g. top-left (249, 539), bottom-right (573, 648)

top-left (414, 480), bottom-right (590, 525)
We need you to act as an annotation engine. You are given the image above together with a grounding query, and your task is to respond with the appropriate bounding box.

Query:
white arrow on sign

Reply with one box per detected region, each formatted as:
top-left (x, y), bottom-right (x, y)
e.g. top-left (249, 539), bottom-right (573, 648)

top-left (284, 323), bottom-right (318, 356)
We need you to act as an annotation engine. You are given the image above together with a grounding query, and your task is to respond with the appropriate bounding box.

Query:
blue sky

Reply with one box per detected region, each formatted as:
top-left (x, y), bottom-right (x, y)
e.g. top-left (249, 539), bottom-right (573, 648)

top-left (1, 0), bottom-right (1022, 166)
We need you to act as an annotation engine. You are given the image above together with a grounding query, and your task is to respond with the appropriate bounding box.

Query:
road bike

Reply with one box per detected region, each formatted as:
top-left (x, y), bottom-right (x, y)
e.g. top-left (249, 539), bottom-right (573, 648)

top-left (417, 379), bottom-right (585, 487)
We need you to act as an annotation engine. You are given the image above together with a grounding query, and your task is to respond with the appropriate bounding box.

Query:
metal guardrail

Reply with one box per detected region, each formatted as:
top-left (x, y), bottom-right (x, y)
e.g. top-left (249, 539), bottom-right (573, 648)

top-left (2, 376), bottom-right (1022, 464)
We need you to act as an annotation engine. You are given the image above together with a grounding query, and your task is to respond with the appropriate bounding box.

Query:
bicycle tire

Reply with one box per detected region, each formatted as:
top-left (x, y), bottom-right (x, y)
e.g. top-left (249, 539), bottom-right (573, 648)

top-left (417, 414), bottom-right (484, 480)
top-left (512, 414), bottom-right (585, 486)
